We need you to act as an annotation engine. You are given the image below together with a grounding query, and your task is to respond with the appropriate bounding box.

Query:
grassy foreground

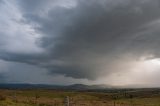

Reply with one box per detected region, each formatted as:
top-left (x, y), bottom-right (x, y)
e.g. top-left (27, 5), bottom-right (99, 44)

top-left (0, 89), bottom-right (160, 106)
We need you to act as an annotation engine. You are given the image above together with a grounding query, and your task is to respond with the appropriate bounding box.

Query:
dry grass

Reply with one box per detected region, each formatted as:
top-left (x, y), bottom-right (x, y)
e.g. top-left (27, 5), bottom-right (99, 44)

top-left (0, 89), bottom-right (160, 106)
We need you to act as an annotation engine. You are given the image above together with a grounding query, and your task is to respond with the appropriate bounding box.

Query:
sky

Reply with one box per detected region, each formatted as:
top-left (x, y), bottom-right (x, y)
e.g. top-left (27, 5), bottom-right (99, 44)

top-left (0, 0), bottom-right (160, 87)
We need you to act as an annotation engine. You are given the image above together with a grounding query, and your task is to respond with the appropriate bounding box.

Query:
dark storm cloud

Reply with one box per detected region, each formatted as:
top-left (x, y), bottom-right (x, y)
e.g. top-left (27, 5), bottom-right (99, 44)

top-left (2, 0), bottom-right (160, 80)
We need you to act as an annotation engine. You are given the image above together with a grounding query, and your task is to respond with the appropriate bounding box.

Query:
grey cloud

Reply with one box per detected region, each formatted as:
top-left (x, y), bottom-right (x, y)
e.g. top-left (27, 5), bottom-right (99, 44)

top-left (0, 74), bottom-right (6, 83)
top-left (17, 0), bottom-right (53, 13)
top-left (0, 0), bottom-right (4, 4)
top-left (2, 0), bottom-right (160, 80)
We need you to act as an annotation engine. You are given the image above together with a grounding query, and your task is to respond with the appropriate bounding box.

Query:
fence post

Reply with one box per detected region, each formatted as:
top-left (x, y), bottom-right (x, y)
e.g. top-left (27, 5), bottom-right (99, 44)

top-left (64, 96), bottom-right (70, 106)
top-left (13, 92), bottom-right (17, 103)
top-left (114, 101), bottom-right (115, 106)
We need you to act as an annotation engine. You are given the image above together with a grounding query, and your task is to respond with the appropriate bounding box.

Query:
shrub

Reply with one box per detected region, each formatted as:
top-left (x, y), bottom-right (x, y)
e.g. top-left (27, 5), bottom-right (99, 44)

top-left (0, 95), bottom-right (6, 101)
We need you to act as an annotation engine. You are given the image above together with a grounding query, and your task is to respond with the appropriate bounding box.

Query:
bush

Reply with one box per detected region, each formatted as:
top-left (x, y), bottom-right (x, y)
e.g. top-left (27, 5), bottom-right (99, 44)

top-left (0, 95), bottom-right (6, 101)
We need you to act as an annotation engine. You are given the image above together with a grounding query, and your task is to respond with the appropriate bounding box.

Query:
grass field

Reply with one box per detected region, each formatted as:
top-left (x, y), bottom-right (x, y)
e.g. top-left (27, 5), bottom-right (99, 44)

top-left (0, 89), bottom-right (160, 106)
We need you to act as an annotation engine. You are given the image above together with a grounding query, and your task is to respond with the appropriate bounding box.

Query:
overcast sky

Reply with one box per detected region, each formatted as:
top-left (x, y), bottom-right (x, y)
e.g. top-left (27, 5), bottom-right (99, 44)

top-left (0, 0), bottom-right (160, 87)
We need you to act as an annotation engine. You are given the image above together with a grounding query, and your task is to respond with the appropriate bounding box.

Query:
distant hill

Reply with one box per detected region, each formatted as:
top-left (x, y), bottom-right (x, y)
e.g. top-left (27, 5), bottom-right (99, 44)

top-left (0, 83), bottom-right (114, 90)
top-left (0, 83), bottom-right (155, 90)
top-left (67, 84), bottom-right (114, 90)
